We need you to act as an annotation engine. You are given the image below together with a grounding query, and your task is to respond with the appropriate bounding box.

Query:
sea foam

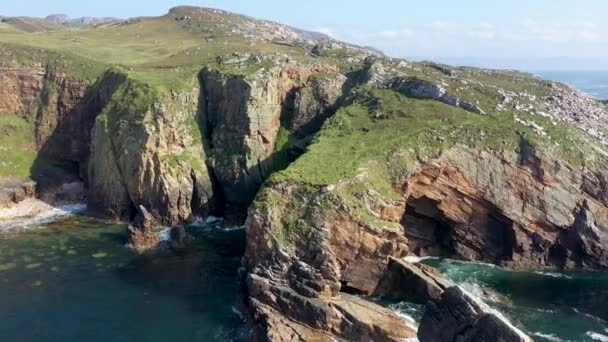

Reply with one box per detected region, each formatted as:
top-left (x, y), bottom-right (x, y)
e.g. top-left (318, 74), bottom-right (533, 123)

top-left (0, 200), bottom-right (86, 232)
top-left (587, 332), bottom-right (608, 342)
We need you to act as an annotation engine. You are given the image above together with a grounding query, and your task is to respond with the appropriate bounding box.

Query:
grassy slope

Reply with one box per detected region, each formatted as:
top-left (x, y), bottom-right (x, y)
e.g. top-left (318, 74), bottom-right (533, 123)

top-left (0, 17), bottom-right (65, 32)
top-left (0, 115), bottom-right (37, 180)
top-left (274, 88), bottom-right (607, 187)
top-left (0, 11), bottom-right (318, 91)
top-left (1, 7), bottom-right (605, 195)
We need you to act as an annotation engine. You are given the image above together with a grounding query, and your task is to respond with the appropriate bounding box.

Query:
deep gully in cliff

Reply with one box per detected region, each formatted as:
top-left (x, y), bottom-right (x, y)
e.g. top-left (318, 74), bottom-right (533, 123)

top-left (26, 59), bottom-right (364, 241)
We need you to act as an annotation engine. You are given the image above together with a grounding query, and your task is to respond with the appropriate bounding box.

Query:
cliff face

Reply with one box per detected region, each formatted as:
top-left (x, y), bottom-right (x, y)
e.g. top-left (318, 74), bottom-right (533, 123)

top-left (241, 57), bottom-right (608, 340)
top-left (0, 63), bottom-right (90, 161)
top-left (243, 147), bottom-right (608, 340)
top-left (87, 73), bottom-right (214, 240)
top-left (200, 62), bottom-right (344, 213)
top-left (402, 149), bottom-right (608, 269)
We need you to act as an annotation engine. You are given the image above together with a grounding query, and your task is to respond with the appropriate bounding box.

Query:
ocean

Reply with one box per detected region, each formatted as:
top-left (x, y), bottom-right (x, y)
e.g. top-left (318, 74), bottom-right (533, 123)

top-left (1, 208), bottom-right (607, 341)
top-left (534, 70), bottom-right (608, 100)
top-left (388, 258), bottom-right (608, 342)
top-left (0, 210), bottom-right (248, 341)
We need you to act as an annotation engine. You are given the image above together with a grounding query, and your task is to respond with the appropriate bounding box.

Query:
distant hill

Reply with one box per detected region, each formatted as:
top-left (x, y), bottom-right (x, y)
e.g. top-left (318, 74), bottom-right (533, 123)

top-left (44, 14), bottom-right (119, 27)
top-left (0, 14), bottom-right (119, 32)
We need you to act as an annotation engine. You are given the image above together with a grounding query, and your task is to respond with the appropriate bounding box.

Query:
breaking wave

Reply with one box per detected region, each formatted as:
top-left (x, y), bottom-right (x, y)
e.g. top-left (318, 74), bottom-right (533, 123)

top-left (0, 200), bottom-right (87, 233)
top-left (587, 332), bottom-right (608, 342)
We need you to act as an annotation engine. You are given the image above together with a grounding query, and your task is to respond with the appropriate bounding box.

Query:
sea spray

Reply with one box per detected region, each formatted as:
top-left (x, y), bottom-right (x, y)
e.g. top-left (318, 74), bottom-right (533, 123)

top-left (0, 201), bottom-right (87, 232)
top-left (587, 332), bottom-right (608, 342)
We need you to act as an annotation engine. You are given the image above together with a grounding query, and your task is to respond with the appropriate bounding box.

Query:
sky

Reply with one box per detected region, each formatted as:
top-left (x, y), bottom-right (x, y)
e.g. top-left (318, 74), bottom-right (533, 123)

top-left (2, 0), bottom-right (608, 70)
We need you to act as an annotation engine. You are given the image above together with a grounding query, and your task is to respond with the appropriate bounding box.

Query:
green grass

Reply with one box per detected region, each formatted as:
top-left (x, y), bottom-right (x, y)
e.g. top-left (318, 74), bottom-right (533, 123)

top-left (0, 114), bottom-right (37, 180)
top-left (99, 72), bottom-right (159, 133)
top-left (274, 88), bottom-right (607, 187)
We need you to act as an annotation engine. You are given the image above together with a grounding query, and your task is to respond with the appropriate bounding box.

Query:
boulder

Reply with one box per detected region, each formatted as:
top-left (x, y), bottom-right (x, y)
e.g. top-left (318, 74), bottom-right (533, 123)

top-left (247, 273), bottom-right (417, 342)
top-left (375, 257), bottom-right (450, 304)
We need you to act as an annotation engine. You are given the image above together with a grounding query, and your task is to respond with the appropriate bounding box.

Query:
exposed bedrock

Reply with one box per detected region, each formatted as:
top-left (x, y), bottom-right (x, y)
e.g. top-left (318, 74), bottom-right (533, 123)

top-left (87, 73), bottom-right (214, 236)
top-left (401, 148), bottom-right (608, 269)
top-left (375, 256), bottom-right (450, 304)
top-left (242, 146), bottom-right (608, 340)
top-left (199, 63), bottom-right (345, 214)
top-left (418, 287), bottom-right (532, 342)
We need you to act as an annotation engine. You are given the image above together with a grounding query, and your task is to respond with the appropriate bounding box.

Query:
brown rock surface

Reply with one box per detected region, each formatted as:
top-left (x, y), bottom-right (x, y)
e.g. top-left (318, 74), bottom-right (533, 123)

top-left (375, 257), bottom-right (450, 304)
top-left (246, 273), bottom-right (417, 342)
top-left (200, 63), bottom-right (342, 210)
top-left (418, 286), bottom-right (532, 342)
top-left (400, 149), bottom-right (608, 269)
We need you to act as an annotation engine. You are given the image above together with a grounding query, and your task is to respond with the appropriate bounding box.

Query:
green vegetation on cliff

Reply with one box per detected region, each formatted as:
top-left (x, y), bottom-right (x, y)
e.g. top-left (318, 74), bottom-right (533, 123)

top-left (274, 87), bottom-right (608, 188)
top-left (0, 115), bottom-right (37, 179)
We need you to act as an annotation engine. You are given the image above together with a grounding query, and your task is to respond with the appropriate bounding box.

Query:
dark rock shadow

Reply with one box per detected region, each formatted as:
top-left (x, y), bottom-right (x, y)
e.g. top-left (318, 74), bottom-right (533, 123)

top-left (29, 70), bottom-right (125, 207)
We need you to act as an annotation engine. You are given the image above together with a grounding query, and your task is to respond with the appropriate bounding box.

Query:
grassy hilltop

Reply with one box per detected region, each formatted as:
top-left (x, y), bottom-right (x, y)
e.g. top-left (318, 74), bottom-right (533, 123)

top-left (1, 5), bottom-right (607, 198)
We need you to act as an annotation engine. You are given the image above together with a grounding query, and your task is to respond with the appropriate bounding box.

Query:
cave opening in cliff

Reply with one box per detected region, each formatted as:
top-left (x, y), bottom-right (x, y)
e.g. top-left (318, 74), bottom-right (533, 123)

top-left (402, 194), bottom-right (519, 263)
top-left (401, 196), bottom-right (455, 257)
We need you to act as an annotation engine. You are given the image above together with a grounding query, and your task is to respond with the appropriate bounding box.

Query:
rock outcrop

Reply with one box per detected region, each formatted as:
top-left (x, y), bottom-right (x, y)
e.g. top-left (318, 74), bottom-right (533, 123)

top-left (88, 72), bottom-right (214, 231)
top-left (418, 287), bottom-right (532, 342)
top-left (246, 273), bottom-right (417, 341)
top-left (0, 180), bottom-right (36, 208)
top-left (401, 148), bottom-right (608, 269)
top-left (375, 257), bottom-right (450, 304)
top-left (200, 62), bottom-right (344, 212)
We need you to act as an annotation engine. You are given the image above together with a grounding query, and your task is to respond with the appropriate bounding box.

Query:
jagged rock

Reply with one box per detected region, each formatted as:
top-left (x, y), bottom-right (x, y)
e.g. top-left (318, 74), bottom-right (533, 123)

top-left (375, 257), bottom-right (450, 304)
top-left (0, 180), bottom-right (36, 208)
top-left (418, 287), bottom-right (532, 342)
top-left (200, 63), bottom-right (338, 209)
top-left (388, 77), bottom-right (486, 115)
top-left (401, 148), bottom-right (608, 269)
top-left (364, 56), bottom-right (390, 85)
top-left (127, 224), bottom-right (160, 250)
top-left (291, 73), bottom-right (347, 136)
top-left (170, 226), bottom-right (193, 250)
top-left (88, 71), bottom-right (215, 233)
top-left (247, 273), bottom-right (417, 342)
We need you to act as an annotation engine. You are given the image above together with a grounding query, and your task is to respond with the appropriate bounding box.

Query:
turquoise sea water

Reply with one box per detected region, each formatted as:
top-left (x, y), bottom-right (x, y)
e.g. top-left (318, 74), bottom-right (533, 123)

top-left (2, 211), bottom-right (608, 341)
top-left (535, 70), bottom-right (608, 100)
top-left (390, 258), bottom-right (608, 342)
top-left (0, 214), bottom-right (247, 342)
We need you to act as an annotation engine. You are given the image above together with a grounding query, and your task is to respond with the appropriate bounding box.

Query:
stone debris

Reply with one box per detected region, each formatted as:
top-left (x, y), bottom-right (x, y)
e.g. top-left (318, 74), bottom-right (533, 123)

top-left (514, 117), bottom-right (547, 136)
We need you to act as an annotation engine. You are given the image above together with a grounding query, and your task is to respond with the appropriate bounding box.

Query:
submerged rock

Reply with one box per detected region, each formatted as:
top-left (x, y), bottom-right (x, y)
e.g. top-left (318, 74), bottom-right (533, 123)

top-left (418, 286), bottom-right (532, 342)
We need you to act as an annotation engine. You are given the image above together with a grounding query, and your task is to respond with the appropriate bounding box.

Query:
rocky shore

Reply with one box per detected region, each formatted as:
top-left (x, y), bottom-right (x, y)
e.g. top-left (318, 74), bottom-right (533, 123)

top-left (1, 6), bottom-right (608, 341)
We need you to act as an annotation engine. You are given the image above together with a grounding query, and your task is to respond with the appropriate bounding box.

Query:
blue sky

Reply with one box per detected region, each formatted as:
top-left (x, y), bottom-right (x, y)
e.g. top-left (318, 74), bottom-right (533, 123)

top-left (2, 0), bottom-right (608, 69)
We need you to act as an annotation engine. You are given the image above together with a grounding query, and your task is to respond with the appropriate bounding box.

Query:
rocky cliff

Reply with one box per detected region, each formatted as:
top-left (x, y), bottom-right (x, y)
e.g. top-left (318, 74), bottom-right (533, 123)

top-left (241, 58), bottom-right (608, 340)
top-left (2, 6), bottom-right (608, 341)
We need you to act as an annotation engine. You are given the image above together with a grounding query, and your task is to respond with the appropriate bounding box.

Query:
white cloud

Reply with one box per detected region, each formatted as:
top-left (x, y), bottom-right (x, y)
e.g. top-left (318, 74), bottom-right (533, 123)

top-left (310, 16), bottom-right (608, 61)
top-left (373, 29), bottom-right (414, 39)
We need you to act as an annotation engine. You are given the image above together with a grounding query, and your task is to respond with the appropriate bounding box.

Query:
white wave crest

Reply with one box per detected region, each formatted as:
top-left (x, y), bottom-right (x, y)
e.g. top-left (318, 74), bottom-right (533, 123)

top-left (587, 332), bottom-right (608, 342)
top-left (457, 285), bottom-right (530, 341)
top-left (0, 200), bottom-right (86, 232)
top-left (157, 226), bottom-right (172, 242)
top-left (573, 308), bottom-right (607, 323)
top-left (533, 271), bottom-right (573, 279)
top-left (403, 255), bottom-right (438, 263)
top-left (532, 332), bottom-right (564, 342)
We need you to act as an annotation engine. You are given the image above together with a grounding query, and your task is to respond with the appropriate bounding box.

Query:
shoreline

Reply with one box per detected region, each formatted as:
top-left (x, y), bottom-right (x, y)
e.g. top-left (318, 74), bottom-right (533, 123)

top-left (0, 199), bottom-right (87, 233)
